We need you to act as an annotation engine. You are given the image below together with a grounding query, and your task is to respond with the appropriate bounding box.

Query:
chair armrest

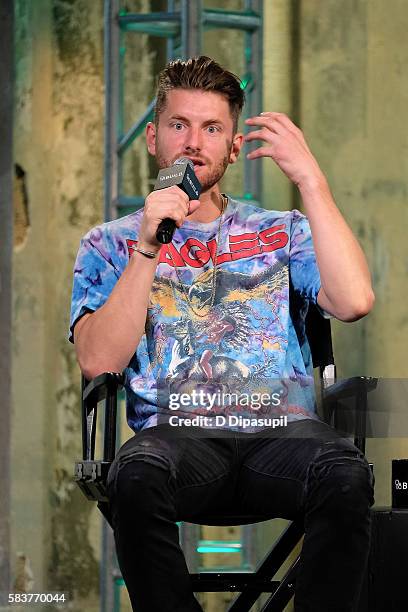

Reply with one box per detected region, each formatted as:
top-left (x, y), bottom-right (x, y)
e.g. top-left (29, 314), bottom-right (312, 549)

top-left (322, 376), bottom-right (378, 453)
top-left (75, 371), bottom-right (125, 503)
top-left (323, 376), bottom-right (378, 402)
top-left (83, 372), bottom-right (125, 405)
top-left (81, 371), bottom-right (124, 461)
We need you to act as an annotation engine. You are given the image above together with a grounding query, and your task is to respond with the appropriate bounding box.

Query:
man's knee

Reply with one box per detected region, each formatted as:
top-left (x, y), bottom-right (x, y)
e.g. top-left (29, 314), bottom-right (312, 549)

top-left (305, 443), bottom-right (375, 520)
top-left (108, 451), bottom-right (174, 518)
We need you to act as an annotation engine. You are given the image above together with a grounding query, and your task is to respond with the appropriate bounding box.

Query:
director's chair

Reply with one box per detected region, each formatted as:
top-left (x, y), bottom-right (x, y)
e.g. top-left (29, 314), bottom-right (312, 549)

top-left (74, 303), bottom-right (377, 611)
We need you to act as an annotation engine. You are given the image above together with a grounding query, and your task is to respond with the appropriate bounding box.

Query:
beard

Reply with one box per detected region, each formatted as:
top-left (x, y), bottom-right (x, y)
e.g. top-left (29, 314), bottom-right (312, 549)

top-left (155, 142), bottom-right (231, 193)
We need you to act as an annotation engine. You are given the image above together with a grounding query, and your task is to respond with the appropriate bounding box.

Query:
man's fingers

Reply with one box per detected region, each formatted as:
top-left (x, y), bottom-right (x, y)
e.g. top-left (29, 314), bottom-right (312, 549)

top-left (246, 113), bottom-right (301, 136)
top-left (245, 117), bottom-right (284, 140)
top-left (246, 146), bottom-right (273, 160)
top-left (245, 116), bottom-right (280, 128)
top-left (244, 128), bottom-right (276, 143)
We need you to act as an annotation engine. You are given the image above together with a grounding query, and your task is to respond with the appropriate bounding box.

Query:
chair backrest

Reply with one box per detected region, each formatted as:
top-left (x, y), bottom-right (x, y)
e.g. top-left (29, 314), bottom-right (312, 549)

top-left (305, 302), bottom-right (336, 388)
top-left (304, 302), bottom-right (334, 367)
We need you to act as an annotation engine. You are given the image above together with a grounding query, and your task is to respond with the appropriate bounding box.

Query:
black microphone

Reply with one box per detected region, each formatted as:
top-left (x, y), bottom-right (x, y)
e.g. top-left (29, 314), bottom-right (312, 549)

top-left (154, 157), bottom-right (202, 244)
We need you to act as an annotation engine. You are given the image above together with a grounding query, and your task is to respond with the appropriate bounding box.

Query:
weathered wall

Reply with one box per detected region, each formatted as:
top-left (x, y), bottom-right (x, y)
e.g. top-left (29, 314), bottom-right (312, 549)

top-left (13, 0), bottom-right (105, 608)
top-left (298, 0), bottom-right (408, 515)
top-left (10, 0), bottom-right (408, 611)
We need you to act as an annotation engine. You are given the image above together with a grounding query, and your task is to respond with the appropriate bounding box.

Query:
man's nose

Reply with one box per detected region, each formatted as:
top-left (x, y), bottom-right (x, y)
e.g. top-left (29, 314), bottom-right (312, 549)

top-left (184, 127), bottom-right (202, 152)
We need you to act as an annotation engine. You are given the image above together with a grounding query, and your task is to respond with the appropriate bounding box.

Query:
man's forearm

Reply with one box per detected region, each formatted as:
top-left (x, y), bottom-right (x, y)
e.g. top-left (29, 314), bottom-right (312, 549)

top-left (74, 252), bottom-right (159, 379)
top-left (243, 111), bottom-right (375, 321)
top-left (298, 174), bottom-right (375, 321)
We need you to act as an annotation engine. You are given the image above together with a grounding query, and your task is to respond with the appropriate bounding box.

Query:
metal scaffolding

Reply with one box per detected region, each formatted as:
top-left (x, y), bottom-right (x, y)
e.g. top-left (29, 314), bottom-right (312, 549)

top-left (104, 0), bottom-right (263, 221)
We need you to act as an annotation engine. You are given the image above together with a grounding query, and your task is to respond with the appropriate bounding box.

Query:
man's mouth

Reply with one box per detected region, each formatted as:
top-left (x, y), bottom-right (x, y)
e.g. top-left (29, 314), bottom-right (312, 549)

top-left (185, 158), bottom-right (205, 170)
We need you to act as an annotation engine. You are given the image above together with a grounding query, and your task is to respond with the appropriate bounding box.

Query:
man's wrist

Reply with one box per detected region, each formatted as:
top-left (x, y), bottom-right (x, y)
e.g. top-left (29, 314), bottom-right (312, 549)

top-left (297, 172), bottom-right (329, 197)
top-left (136, 240), bottom-right (162, 255)
top-left (128, 242), bottom-right (162, 265)
top-left (129, 245), bottom-right (159, 259)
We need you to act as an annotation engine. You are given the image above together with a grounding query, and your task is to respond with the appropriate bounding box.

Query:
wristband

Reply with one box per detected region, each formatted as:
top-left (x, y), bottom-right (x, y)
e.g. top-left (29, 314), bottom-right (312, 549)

top-left (129, 245), bottom-right (158, 259)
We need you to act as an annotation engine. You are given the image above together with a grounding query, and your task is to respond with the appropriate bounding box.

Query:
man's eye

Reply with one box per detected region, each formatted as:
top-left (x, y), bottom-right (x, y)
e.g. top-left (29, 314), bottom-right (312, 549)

top-left (173, 123), bottom-right (184, 130)
top-left (207, 126), bottom-right (219, 134)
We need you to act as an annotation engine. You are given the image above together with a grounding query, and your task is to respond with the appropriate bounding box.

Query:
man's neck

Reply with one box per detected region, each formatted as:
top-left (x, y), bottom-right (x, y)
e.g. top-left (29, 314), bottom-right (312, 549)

top-left (187, 187), bottom-right (225, 223)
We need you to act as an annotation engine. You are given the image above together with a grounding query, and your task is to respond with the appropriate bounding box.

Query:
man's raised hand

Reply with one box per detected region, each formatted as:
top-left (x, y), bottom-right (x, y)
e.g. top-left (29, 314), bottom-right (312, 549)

top-left (244, 112), bottom-right (324, 189)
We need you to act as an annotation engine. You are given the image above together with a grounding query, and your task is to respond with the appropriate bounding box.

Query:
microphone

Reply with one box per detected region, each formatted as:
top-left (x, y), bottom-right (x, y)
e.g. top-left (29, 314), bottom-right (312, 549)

top-left (154, 157), bottom-right (202, 244)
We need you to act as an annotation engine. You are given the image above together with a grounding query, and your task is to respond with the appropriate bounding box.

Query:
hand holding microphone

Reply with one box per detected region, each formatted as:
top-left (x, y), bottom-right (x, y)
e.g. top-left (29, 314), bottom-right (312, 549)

top-left (154, 158), bottom-right (202, 243)
top-left (137, 158), bottom-right (202, 254)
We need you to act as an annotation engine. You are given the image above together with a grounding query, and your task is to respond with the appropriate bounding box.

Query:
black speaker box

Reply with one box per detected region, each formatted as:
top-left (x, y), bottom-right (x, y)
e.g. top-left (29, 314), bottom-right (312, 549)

top-left (358, 508), bottom-right (408, 611)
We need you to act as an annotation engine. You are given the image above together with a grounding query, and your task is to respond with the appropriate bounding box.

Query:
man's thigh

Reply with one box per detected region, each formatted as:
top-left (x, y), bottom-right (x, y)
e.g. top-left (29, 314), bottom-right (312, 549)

top-left (107, 425), bottom-right (238, 521)
top-left (234, 419), bottom-right (367, 519)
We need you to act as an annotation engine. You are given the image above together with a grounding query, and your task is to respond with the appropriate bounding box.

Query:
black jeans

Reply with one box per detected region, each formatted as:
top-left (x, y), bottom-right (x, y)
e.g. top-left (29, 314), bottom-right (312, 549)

top-left (107, 419), bottom-right (374, 612)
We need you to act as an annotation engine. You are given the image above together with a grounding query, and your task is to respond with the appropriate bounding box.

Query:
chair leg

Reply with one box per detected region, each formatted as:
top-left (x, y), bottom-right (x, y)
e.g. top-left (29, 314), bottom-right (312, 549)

top-left (97, 501), bottom-right (113, 529)
top-left (260, 556), bottom-right (300, 611)
top-left (227, 520), bottom-right (303, 612)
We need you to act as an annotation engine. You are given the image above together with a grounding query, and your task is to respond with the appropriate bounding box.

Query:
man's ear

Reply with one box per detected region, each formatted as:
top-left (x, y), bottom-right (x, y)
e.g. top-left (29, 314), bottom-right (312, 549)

top-left (229, 132), bottom-right (244, 164)
top-left (146, 121), bottom-right (156, 155)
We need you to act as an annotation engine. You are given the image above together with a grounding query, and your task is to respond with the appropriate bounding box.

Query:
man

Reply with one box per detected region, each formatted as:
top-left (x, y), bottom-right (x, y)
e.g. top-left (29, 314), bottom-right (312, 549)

top-left (70, 56), bottom-right (375, 611)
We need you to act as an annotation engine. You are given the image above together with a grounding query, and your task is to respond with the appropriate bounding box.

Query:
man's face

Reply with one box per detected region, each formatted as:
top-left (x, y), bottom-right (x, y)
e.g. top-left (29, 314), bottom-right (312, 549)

top-left (146, 89), bottom-right (243, 193)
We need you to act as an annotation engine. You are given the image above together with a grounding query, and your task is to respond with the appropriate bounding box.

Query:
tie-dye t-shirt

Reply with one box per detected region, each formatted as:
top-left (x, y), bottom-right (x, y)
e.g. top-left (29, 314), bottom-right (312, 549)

top-left (70, 197), bottom-right (323, 432)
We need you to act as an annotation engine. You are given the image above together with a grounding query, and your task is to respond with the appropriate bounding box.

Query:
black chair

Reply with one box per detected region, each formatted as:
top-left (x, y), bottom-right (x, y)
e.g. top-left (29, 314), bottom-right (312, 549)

top-left (74, 303), bottom-right (377, 611)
